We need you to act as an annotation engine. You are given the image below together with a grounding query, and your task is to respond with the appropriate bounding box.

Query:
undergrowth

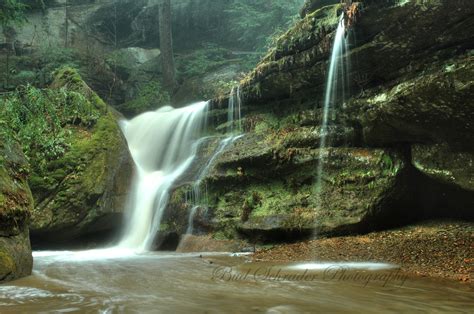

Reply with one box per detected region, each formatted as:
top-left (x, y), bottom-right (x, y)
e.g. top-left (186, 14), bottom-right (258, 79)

top-left (0, 84), bottom-right (100, 173)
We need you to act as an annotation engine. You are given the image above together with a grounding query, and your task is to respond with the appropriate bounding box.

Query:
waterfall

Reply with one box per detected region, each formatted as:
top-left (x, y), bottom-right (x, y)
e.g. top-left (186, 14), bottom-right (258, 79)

top-left (118, 102), bottom-right (208, 251)
top-left (227, 86), bottom-right (242, 134)
top-left (119, 85), bottom-right (244, 248)
top-left (186, 87), bottom-right (243, 235)
top-left (315, 15), bottom-right (350, 194)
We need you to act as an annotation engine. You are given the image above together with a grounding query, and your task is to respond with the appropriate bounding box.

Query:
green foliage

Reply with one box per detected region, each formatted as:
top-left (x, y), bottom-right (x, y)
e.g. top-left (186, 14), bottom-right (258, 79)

top-left (0, 44), bottom-right (78, 90)
top-left (0, 0), bottom-right (27, 27)
top-left (381, 153), bottom-right (400, 176)
top-left (264, 15), bottom-right (300, 50)
top-left (241, 191), bottom-right (262, 222)
top-left (117, 80), bottom-right (170, 116)
top-left (0, 84), bottom-right (100, 174)
top-left (225, 0), bottom-right (302, 51)
top-left (176, 44), bottom-right (231, 78)
top-left (36, 44), bottom-right (78, 79)
top-left (11, 70), bottom-right (36, 84)
top-left (176, 43), bottom-right (261, 100)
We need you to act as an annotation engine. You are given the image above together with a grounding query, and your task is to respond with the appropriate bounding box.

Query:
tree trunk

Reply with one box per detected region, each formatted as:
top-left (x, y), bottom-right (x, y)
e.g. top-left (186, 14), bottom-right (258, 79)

top-left (158, 0), bottom-right (177, 92)
top-left (3, 26), bottom-right (15, 89)
top-left (65, 0), bottom-right (69, 48)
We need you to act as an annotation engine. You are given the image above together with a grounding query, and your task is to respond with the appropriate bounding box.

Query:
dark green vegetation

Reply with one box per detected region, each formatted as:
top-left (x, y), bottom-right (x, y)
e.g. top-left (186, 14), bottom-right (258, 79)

top-left (1, 0), bottom-right (303, 115)
top-left (0, 110), bottom-right (33, 282)
top-left (26, 68), bottom-right (132, 244)
top-left (0, 0), bottom-right (27, 27)
top-left (0, 68), bottom-right (132, 265)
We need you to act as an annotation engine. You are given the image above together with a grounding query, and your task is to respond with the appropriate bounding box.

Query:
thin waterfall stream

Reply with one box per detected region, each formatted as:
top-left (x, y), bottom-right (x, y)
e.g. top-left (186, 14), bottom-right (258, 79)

top-left (315, 15), bottom-right (350, 197)
top-left (186, 87), bottom-right (243, 235)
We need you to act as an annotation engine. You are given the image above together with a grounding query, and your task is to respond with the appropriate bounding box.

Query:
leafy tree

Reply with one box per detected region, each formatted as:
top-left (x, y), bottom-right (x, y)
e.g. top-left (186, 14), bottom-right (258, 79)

top-left (1, 0), bottom-right (28, 88)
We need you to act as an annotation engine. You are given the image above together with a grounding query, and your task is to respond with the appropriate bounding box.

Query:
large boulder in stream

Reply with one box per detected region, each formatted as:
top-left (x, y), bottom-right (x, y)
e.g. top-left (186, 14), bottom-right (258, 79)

top-left (29, 68), bottom-right (133, 246)
top-left (0, 129), bottom-right (34, 282)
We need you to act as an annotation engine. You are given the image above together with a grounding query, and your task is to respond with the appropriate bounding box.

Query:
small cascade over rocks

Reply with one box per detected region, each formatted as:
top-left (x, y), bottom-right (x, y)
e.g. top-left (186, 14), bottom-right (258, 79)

top-left (185, 87), bottom-right (244, 235)
top-left (228, 86), bottom-right (243, 134)
top-left (185, 136), bottom-right (237, 234)
top-left (118, 102), bottom-right (209, 251)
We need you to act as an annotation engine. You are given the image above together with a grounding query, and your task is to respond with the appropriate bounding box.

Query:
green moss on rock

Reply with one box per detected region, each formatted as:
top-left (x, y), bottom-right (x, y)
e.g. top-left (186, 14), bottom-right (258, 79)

top-left (27, 68), bottom-right (133, 242)
top-left (165, 123), bottom-right (410, 242)
top-left (0, 252), bottom-right (15, 279)
top-left (0, 132), bottom-right (33, 283)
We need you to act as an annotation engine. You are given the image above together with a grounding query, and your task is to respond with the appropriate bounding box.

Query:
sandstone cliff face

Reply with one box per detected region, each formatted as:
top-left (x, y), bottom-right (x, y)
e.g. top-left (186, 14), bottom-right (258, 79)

top-left (163, 0), bottom-right (473, 245)
top-left (0, 131), bottom-right (33, 283)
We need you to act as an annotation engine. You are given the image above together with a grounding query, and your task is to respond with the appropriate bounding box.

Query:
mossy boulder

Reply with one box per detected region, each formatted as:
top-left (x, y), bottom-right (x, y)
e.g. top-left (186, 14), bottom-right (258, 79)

top-left (166, 129), bottom-right (412, 243)
top-left (29, 68), bottom-right (133, 244)
top-left (206, 135), bottom-right (411, 241)
top-left (0, 130), bottom-right (33, 282)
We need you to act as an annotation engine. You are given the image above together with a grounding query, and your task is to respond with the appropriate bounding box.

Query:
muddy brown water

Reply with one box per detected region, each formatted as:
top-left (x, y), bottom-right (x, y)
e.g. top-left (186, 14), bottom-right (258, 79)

top-left (0, 250), bottom-right (472, 313)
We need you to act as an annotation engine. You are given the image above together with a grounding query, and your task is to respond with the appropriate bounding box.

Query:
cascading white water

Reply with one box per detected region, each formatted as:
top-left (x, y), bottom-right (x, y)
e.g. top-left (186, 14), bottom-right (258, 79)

top-left (315, 15), bottom-right (349, 194)
top-left (185, 87), bottom-right (243, 235)
top-left (118, 102), bottom-right (208, 251)
top-left (319, 15), bottom-right (348, 154)
top-left (185, 135), bottom-right (241, 234)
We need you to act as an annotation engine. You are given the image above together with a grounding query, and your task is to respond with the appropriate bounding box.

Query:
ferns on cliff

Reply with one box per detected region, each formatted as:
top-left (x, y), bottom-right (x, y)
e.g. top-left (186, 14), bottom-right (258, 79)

top-left (0, 85), bottom-right (99, 169)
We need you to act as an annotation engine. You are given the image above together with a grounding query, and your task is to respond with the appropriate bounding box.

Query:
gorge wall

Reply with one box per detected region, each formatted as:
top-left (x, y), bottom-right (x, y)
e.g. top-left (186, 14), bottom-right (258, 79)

top-left (163, 0), bottom-right (474, 247)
